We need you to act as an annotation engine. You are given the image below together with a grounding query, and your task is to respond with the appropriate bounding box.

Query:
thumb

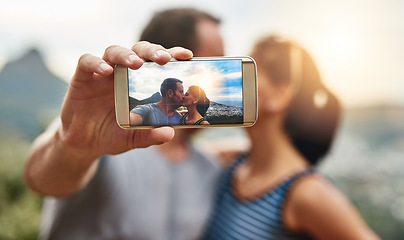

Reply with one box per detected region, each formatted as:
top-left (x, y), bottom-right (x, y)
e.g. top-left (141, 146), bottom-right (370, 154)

top-left (131, 127), bottom-right (175, 149)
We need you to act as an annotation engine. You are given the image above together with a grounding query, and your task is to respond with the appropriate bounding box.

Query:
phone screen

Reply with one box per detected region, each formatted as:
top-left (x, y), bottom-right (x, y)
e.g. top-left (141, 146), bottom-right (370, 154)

top-left (128, 59), bottom-right (244, 126)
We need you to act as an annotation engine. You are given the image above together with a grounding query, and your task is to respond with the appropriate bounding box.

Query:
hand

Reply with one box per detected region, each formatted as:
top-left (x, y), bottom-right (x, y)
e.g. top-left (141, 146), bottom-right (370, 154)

top-left (60, 42), bottom-right (193, 160)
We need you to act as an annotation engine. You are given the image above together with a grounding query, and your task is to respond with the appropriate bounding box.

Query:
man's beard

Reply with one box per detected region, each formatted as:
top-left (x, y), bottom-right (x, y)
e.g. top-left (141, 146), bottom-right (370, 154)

top-left (169, 102), bottom-right (182, 109)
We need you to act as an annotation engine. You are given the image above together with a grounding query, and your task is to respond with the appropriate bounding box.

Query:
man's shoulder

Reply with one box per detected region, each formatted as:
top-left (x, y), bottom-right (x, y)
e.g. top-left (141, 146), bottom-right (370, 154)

top-left (135, 103), bottom-right (157, 109)
top-left (132, 103), bottom-right (158, 113)
top-left (190, 144), bottom-right (222, 170)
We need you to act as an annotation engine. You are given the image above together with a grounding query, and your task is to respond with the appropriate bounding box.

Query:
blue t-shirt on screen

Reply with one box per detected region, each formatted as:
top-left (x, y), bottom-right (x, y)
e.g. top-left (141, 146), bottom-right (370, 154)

top-left (131, 103), bottom-right (182, 126)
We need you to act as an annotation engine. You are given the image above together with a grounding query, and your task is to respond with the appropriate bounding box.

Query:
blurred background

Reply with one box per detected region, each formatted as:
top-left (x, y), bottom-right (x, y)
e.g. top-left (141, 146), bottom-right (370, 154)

top-left (0, 0), bottom-right (403, 239)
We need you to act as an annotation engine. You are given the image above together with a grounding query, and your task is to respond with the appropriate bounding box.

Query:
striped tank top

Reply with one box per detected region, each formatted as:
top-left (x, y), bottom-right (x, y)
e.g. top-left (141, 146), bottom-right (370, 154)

top-left (179, 112), bottom-right (207, 125)
top-left (202, 155), bottom-right (315, 240)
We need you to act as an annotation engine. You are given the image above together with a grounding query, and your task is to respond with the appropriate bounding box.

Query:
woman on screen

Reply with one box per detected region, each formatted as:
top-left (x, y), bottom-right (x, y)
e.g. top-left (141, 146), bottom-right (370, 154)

top-left (180, 85), bottom-right (210, 125)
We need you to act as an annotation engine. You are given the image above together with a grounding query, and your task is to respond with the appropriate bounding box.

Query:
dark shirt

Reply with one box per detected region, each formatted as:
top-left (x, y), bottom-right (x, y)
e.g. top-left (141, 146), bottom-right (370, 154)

top-left (179, 112), bottom-right (207, 125)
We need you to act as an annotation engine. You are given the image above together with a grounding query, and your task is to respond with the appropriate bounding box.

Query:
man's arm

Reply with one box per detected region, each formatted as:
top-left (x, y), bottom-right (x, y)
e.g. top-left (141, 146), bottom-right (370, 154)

top-left (24, 42), bottom-right (193, 197)
top-left (25, 123), bottom-right (100, 197)
top-left (130, 112), bottom-right (144, 126)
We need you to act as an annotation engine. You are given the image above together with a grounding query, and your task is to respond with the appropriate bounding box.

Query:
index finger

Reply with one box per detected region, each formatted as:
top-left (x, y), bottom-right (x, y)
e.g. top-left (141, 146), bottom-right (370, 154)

top-left (72, 54), bottom-right (113, 82)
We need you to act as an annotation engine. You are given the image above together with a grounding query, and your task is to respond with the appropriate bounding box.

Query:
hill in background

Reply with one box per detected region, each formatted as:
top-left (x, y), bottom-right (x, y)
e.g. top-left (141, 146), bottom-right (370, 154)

top-left (0, 48), bottom-right (68, 140)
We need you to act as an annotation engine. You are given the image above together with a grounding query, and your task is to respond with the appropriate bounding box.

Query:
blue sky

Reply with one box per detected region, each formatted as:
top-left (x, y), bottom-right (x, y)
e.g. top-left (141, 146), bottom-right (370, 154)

top-left (129, 59), bottom-right (243, 105)
top-left (1, 0), bottom-right (404, 107)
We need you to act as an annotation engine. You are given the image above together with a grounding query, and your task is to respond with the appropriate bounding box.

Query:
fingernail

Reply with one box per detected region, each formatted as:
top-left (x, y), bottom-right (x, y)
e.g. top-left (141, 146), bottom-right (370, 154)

top-left (155, 50), bottom-right (170, 58)
top-left (99, 63), bottom-right (111, 72)
top-left (128, 54), bottom-right (142, 63)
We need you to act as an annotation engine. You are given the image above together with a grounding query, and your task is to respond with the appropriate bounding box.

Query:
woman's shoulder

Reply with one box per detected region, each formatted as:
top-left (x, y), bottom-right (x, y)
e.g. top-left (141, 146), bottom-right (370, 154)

top-left (286, 174), bottom-right (349, 215)
top-left (283, 173), bottom-right (375, 239)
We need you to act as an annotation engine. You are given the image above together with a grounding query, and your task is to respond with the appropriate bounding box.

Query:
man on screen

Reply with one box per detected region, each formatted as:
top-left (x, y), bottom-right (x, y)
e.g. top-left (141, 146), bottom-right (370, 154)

top-left (130, 77), bottom-right (185, 126)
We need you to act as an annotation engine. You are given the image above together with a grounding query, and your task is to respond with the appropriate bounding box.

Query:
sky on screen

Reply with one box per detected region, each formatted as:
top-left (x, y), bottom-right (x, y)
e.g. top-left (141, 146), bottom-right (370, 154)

top-left (129, 59), bottom-right (243, 105)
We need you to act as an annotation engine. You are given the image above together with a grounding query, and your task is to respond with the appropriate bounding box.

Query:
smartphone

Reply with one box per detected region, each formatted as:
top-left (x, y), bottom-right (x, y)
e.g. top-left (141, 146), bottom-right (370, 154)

top-left (114, 57), bottom-right (257, 129)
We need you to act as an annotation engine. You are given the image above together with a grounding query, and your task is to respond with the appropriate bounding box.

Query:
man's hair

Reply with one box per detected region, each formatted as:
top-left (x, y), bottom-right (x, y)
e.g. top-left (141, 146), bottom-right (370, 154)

top-left (160, 78), bottom-right (183, 97)
top-left (140, 8), bottom-right (220, 51)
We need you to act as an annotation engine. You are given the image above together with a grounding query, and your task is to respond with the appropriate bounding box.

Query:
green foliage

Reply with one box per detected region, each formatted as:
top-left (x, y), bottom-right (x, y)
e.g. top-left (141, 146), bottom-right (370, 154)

top-left (0, 136), bottom-right (42, 240)
top-left (328, 175), bottom-right (404, 240)
top-left (358, 206), bottom-right (404, 240)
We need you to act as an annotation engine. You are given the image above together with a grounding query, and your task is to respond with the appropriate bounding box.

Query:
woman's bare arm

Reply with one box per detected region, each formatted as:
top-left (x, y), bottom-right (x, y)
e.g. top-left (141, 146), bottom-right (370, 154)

top-left (284, 175), bottom-right (380, 240)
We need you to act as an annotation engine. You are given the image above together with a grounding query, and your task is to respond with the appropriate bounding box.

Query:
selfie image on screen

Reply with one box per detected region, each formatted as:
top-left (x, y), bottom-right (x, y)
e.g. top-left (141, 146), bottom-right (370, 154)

top-left (128, 59), bottom-right (243, 126)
